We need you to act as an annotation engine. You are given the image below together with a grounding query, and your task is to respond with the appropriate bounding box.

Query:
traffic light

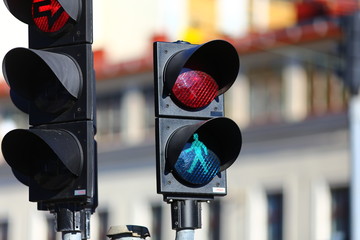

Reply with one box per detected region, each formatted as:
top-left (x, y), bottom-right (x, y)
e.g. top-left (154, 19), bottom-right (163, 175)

top-left (154, 40), bottom-right (242, 201)
top-left (1, 0), bottom-right (96, 212)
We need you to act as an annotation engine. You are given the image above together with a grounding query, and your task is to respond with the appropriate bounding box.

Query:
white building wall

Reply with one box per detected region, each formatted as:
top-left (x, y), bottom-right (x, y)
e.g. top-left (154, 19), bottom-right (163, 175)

top-left (226, 74), bottom-right (251, 128)
top-left (283, 61), bottom-right (308, 122)
top-left (0, 3), bottom-right (27, 81)
top-left (226, 129), bottom-right (349, 240)
top-left (0, 184), bottom-right (41, 240)
top-left (311, 178), bottom-right (331, 240)
top-left (217, 0), bottom-right (249, 37)
top-left (252, 0), bottom-right (269, 31)
top-left (120, 89), bottom-right (146, 145)
top-left (0, 126), bottom-right (350, 240)
top-left (97, 0), bottom-right (158, 63)
top-left (94, 0), bottom-right (192, 64)
top-left (161, 0), bottom-right (188, 41)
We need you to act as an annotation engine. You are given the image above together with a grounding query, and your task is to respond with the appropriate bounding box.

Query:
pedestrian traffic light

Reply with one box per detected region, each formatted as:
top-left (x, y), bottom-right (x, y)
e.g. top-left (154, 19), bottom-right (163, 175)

top-left (154, 40), bottom-right (242, 200)
top-left (1, 0), bottom-right (96, 212)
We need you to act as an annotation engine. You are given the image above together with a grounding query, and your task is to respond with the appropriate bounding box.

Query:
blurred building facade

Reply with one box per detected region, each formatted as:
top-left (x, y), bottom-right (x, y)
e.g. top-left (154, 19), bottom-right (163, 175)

top-left (0, 0), bottom-right (353, 240)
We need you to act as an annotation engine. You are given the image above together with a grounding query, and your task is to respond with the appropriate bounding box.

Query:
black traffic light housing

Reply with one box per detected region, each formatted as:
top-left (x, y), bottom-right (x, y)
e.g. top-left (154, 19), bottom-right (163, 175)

top-left (1, 0), bottom-right (97, 214)
top-left (2, 121), bottom-right (95, 205)
top-left (154, 40), bottom-right (239, 119)
top-left (154, 40), bottom-right (242, 201)
top-left (3, 44), bottom-right (94, 125)
top-left (156, 117), bottom-right (241, 200)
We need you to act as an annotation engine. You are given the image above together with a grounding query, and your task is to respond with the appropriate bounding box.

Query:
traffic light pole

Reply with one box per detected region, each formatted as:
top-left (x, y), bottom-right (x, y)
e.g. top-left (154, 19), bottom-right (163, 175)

top-left (350, 94), bottom-right (360, 240)
top-left (62, 232), bottom-right (81, 240)
top-left (175, 229), bottom-right (194, 240)
top-left (50, 205), bottom-right (92, 240)
top-left (343, 11), bottom-right (360, 240)
top-left (171, 200), bottom-right (202, 240)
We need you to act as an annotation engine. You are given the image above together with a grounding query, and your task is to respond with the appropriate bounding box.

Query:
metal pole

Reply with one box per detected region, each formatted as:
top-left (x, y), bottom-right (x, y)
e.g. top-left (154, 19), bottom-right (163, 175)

top-left (170, 200), bottom-right (202, 240)
top-left (175, 229), bottom-right (195, 240)
top-left (350, 94), bottom-right (360, 240)
top-left (52, 206), bottom-right (92, 240)
top-left (62, 232), bottom-right (82, 240)
top-left (345, 11), bottom-right (360, 240)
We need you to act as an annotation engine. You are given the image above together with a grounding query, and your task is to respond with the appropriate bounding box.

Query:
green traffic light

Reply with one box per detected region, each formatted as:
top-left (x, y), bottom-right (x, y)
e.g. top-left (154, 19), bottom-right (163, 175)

top-left (174, 133), bottom-right (220, 186)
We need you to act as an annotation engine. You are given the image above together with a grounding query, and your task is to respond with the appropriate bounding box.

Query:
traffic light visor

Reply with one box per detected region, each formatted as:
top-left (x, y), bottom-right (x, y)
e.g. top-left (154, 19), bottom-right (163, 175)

top-left (164, 40), bottom-right (239, 109)
top-left (166, 117), bottom-right (242, 186)
top-left (2, 47), bottom-right (82, 114)
top-left (1, 129), bottom-right (83, 190)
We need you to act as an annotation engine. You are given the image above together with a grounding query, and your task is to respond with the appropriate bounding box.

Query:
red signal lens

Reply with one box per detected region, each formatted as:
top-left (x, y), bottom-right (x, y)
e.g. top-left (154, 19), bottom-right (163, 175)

top-left (32, 0), bottom-right (71, 34)
top-left (171, 69), bottom-right (218, 109)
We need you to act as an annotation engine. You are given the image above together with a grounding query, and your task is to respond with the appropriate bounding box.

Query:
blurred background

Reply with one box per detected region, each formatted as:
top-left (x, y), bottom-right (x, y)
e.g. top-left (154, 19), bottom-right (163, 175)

top-left (0, 0), bottom-right (355, 239)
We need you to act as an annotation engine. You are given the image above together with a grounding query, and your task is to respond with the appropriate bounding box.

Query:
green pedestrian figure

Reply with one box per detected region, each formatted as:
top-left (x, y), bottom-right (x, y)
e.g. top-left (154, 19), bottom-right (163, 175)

top-left (184, 133), bottom-right (209, 174)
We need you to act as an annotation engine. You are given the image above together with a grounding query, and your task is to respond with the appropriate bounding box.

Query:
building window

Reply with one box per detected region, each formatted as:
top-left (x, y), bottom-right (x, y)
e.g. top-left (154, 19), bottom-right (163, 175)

top-left (97, 93), bottom-right (122, 141)
top-left (208, 200), bottom-right (221, 240)
top-left (0, 219), bottom-right (8, 240)
top-left (307, 65), bottom-right (348, 116)
top-left (98, 209), bottom-right (109, 240)
top-left (331, 187), bottom-right (350, 240)
top-left (249, 69), bottom-right (284, 125)
top-left (151, 204), bottom-right (162, 240)
top-left (120, 89), bottom-right (146, 144)
top-left (267, 192), bottom-right (283, 240)
top-left (144, 86), bottom-right (155, 137)
top-left (96, 84), bottom-right (154, 144)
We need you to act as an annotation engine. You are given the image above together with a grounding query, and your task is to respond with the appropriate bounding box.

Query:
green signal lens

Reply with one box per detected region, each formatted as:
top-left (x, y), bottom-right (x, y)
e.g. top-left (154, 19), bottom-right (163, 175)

top-left (174, 133), bottom-right (220, 185)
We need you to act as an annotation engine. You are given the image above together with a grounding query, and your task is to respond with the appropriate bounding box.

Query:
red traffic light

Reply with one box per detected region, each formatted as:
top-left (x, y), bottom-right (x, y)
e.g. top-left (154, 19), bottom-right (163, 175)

top-left (32, 0), bottom-right (77, 35)
top-left (164, 40), bottom-right (239, 110)
top-left (172, 69), bottom-right (218, 109)
top-left (154, 40), bottom-right (240, 119)
top-left (4, 0), bottom-right (89, 49)
top-left (4, 0), bottom-right (81, 35)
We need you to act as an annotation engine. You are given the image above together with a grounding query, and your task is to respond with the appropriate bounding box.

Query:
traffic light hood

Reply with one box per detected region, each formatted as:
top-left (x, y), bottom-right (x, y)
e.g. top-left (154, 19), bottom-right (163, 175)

top-left (1, 128), bottom-right (83, 189)
top-left (3, 47), bottom-right (82, 114)
top-left (164, 40), bottom-right (240, 96)
top-left (166, 117), bottom-right (242, 172)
